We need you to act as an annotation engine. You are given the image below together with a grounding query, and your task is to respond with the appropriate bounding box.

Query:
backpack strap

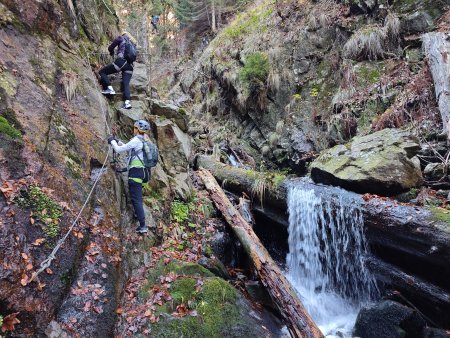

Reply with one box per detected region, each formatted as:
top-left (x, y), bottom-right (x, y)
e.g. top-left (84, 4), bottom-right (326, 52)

top-left (113, 59), bottom-right (127, 71)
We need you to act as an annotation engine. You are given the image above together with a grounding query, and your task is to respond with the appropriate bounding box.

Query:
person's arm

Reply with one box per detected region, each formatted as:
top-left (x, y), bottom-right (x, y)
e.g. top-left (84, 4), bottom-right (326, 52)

top-left (111, 137), bottom-right (138, 153)
top-left (108, 36), bottom-right (122, 56)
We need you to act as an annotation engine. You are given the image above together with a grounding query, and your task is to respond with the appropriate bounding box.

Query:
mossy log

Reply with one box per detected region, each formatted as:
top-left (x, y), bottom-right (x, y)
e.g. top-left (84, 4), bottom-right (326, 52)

top-left (198, 169), bottom-right (324, 338)
top-left (195, 155), bottom-right (287, 209)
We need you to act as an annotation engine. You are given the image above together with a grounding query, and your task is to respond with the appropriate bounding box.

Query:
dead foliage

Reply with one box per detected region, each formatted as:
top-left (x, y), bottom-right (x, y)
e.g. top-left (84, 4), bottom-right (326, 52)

top-left (372, 66), bottom-right (439, 131)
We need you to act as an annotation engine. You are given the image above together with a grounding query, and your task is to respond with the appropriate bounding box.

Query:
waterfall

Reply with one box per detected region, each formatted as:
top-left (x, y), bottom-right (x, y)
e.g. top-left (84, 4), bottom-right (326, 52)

top-left (286, 181), bottom-right (378, 337)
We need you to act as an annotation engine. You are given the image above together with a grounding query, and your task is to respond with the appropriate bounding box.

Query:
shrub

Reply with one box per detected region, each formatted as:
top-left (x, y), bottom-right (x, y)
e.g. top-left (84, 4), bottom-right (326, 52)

top-left (239, 52), bottom-right (270, 89)
top-left (171, 200), bottom-right (190, 223)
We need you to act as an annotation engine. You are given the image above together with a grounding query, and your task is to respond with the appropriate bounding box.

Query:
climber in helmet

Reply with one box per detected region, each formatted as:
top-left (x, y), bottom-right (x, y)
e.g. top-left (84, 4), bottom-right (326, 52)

top-left (99, 31), bottom-right (137, 109)
top-left (108, 120), bottom-right (152, 234)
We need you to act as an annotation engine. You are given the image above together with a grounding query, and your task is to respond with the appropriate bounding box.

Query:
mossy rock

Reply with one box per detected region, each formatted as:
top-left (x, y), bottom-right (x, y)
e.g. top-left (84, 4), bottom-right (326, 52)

top-left (310, 128), bottom-right (423, 195)
top-left (151, 277), bottom-right (260, 338)
top-left (144, 259), bottom-right (214, 289)
top-left (429, 207), bottom-right (450, 227)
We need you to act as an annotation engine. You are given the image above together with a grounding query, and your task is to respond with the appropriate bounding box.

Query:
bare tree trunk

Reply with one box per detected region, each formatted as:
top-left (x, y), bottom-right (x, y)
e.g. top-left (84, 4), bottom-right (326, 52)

top-left (423, 32), bottom-right (450, 139)
top-left (198, 169), bottom-right (324, 338)
top-left (211, 0), bottom-right (217, 32)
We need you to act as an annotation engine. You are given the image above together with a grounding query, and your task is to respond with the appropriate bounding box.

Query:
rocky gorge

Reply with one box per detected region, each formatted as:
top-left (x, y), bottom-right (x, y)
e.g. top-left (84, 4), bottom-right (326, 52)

top-left (0, 0), bottom-right (450, 337)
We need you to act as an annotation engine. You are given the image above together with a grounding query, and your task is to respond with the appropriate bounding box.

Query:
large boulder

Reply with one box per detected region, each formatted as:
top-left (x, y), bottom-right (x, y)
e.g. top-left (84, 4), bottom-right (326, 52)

top-left (115, 100), bottom-right (150, 127)
top-left (353, 300), bottom-right (426, 338)
top-left (310, 128), bottom-right (423, 195)
top-left (148, 99), bottom-right (189, 132)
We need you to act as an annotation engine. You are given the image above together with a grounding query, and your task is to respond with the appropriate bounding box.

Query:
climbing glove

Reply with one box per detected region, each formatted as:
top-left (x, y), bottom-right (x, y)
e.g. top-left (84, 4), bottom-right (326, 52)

top-left (107, 135), bottom-right (116, 144)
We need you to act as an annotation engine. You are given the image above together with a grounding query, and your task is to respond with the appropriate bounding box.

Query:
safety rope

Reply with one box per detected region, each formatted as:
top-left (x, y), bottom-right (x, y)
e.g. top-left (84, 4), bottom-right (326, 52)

top-left (29, 151), bottom-right (110, 283)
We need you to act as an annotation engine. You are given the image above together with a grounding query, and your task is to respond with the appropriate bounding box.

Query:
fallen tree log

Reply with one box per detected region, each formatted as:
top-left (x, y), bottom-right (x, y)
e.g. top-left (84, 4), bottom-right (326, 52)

top-left (197, 169), bottom-right (324, 338)
top-left (195, 154), bottom-right (287, 209)
top-left (367, 257), bottom-right (450, 328)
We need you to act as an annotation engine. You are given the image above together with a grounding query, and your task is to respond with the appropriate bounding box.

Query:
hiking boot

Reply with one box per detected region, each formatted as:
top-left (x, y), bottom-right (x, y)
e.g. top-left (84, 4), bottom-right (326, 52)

top-left (101, 87), bottom-right (116, 95)
top-left (135, 225), bottom-right (148, 234)
top-left (122, 100), bottom-right (132, 109)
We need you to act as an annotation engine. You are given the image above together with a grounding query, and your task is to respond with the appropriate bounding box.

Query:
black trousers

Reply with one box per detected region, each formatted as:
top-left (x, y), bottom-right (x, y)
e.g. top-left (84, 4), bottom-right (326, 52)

top-left (128, 167), bottom-right (149, 228)
top-left (99, 58), bottom-right (133, 100)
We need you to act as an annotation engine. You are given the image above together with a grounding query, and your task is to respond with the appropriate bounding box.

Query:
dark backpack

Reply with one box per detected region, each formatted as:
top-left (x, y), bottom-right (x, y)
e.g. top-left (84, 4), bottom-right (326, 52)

top-left (123, 38), bottom-right (137, 63)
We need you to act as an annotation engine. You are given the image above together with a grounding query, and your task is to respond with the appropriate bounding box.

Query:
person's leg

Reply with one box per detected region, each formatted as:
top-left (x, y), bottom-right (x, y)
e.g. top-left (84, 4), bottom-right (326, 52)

top-left (128, 179), bottom-right (145, 229)
top-left (128, 168), bottom-right (147, 232)
top-left (122, 65), bottom-right (133, 101)
top-left (99, 63), bottom-right (117, 89)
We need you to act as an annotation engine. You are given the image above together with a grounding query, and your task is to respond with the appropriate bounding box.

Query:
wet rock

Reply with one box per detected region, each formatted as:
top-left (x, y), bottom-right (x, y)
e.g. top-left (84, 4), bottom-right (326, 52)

top-left (148, 99), bottom-right (189, 132)
top-left (423, 327), bottom-right (450, 338)
top-left (310, 128), bottom-right (423, 195)
top-left (401, 11), bottom-right (434, 35)
top-left (198, 256), bottom-right (230, 280)
top-left (424, 163), bottom-right (446, 181)
top-left (354, 300), bottom-right (426, 338)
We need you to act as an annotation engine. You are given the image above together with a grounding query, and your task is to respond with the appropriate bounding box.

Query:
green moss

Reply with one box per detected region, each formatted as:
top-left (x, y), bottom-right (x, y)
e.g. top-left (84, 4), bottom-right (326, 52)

top-left (354, 62), bottom-right (384, 87)
top-left (167, 261), bottom-right (214, 278)
top-left (152, 278), bottom-right (241, 338)
top-left (15, 185), bottom-right (62, 238)
top-left (143, 260), bottom-right (214, 293)
top-left (171, 278), bottom-right (198, 305)
top-left (430, 207), bottom-right (450, 226)
top-left (0, 116), bottom-right (21, 139)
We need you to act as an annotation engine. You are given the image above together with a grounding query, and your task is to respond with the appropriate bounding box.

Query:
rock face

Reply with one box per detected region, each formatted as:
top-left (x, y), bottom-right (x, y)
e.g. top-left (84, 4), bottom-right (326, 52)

top-left (354, 300), bottom-right (426, 338)
top-left (174, 0), bottom-right (445, 170)
top-left (152, 117), bottom-right (193, 200)
top-left (310, 128), bottom-right (423, 195)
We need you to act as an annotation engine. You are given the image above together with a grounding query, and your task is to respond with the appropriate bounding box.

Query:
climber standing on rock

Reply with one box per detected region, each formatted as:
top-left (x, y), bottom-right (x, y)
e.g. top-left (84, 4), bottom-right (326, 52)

top-left (108, 120), bottom-right (159, 234)
top-left (99, 31), bottom-right (137, 110)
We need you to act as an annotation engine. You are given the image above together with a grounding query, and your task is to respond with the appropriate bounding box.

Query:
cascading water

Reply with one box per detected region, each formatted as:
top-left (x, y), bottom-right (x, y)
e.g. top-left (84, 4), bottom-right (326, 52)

top-left (286, 181), bottom-right (378, 337)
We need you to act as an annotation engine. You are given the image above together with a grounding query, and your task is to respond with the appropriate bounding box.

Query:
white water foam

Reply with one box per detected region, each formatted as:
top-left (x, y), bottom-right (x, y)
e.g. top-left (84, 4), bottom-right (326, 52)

top-left (286, 183), bottom-right (378, 337)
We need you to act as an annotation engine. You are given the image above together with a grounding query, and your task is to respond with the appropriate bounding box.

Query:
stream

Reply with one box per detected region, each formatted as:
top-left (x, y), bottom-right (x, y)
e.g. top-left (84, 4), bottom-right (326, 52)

top-left (285, 180), bottom-right (379, 337)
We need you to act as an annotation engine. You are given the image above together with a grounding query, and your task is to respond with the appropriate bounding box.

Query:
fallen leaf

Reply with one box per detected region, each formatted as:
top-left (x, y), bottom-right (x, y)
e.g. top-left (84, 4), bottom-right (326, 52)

top-left (70, 317), bottom-right (77, 324)
top-left (1, 312), bottom-right (20, 332)
top-left (42, 209), bottom-right (47, 215)
top-left (20, 275), bottom-right (29, 286)
top-left (30, 217), bottom-right (35, 225)
top-left (37, 282), bottom-right (46, 291)
top-left (46, 268), bottom-right (53, 275)
top-left (32, 238), bottom-right (45, 246)
top-left (83, 301), bottom-right (91, 312)
top-left (116, 307), bottom-right (123, 315)
top-left (26, 263), bottom-right (33, 271)
top-left (144, 309), bottom-right (152, 317)
top-left (21, 253), bottom-right (28, 260)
